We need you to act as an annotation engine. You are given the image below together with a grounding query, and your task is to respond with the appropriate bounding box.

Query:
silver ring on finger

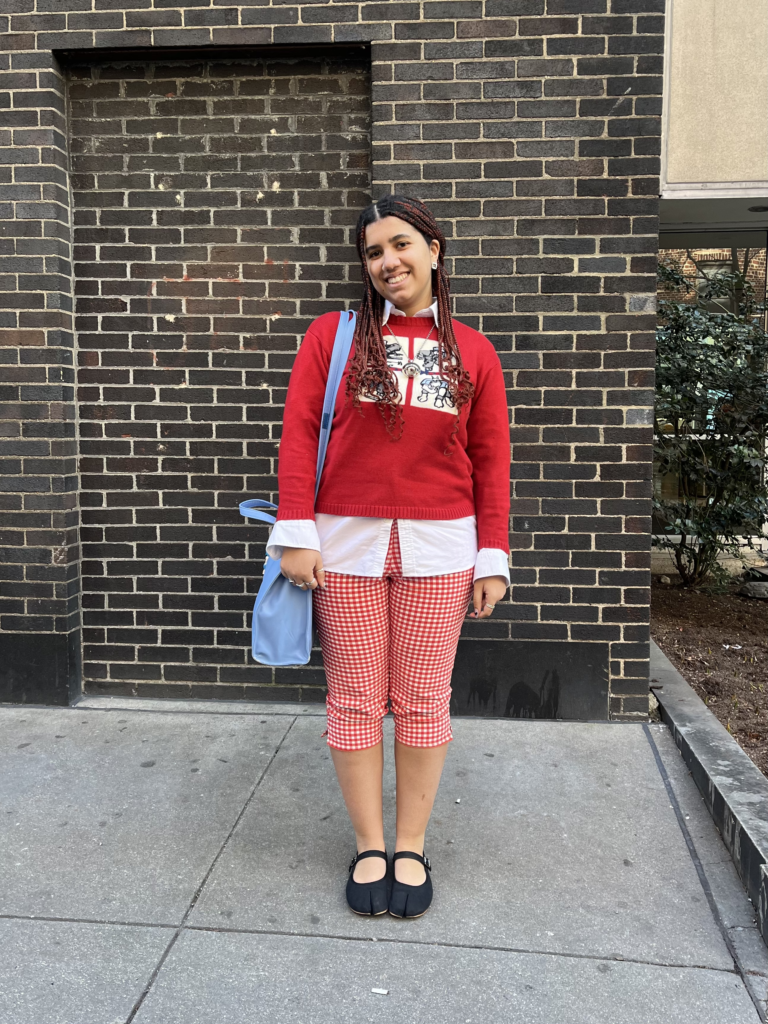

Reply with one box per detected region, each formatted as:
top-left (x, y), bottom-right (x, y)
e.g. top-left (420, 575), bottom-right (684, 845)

top-left (484, 603), bottom-right (495, 610)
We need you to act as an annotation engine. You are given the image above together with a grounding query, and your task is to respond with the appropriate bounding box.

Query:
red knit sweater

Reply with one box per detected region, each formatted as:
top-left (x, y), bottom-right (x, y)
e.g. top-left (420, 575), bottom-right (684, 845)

top-left (276, 310), bottom-right (511, 553)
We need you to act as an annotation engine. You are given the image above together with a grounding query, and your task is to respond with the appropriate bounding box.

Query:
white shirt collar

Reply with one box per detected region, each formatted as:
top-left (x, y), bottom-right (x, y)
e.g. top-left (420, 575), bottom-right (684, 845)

top-left (382, 296), bottom-right (439, 327)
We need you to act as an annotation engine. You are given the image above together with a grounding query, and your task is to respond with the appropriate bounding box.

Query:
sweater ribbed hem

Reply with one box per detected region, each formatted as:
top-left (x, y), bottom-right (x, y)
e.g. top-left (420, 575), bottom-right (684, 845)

top-left (314, 501), bottom-right (477, 520)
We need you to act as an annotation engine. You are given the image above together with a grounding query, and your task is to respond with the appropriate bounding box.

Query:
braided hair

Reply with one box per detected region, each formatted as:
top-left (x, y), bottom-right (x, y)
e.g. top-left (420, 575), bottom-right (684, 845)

top-left (346, 193), bottom-right (475, 451)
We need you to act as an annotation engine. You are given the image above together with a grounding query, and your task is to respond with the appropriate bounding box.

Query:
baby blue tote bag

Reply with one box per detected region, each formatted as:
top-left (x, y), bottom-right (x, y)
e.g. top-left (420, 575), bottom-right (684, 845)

top-left (238, 310), bottom-right (357, 666)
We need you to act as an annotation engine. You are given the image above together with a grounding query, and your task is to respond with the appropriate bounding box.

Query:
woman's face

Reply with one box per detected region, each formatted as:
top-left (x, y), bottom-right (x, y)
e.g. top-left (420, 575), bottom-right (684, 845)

top-left (363, 215), bottom-right (441, 314)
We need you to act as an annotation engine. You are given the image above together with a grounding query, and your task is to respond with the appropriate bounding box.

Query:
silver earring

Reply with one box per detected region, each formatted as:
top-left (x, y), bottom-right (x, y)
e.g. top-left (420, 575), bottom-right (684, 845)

top-left (431, 261), bottom-right (437, 269)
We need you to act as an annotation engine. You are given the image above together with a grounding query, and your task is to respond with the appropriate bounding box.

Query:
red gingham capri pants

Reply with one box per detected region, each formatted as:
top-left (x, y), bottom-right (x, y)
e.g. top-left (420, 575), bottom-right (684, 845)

top-left (312, 520), bottom-right (475, 751)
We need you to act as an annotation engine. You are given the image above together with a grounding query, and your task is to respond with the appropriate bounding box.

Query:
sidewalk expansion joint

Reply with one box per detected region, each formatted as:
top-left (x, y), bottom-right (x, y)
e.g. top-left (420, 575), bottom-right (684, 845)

top-left (0, 913), bottom-right (177, 930)
top-left (0, 912), bottom-right (742, 977)
top-left (180, 922), bottom-right (743, 974)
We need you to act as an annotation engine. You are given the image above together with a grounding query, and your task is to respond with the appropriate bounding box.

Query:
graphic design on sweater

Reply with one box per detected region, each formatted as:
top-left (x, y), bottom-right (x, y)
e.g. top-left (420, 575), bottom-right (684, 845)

top-left (364, 333), bottom-right (457, 415)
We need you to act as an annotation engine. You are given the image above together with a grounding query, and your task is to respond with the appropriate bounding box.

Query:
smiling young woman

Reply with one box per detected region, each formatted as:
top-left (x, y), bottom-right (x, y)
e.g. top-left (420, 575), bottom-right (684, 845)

top-left (266, 194), bottom-right (511, 919)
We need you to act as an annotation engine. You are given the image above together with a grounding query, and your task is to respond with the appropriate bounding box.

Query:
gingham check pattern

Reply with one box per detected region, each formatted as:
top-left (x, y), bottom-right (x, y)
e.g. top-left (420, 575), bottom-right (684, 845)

top-left (313, 521), bottom-right (475, 750)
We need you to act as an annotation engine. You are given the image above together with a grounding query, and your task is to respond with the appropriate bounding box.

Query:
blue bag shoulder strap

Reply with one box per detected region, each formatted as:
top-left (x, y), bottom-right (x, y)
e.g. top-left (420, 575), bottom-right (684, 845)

top-left (315, 309), bottom-right (356, 497)
top-left (239, 309), bottom-right (356, 524)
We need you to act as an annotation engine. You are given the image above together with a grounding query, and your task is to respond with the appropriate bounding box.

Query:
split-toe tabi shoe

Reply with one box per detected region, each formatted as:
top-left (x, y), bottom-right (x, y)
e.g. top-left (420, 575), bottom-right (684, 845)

top-left (388, 850), bottom-right (432, 919)
top-left (346, 849), bottom-right (389, 916)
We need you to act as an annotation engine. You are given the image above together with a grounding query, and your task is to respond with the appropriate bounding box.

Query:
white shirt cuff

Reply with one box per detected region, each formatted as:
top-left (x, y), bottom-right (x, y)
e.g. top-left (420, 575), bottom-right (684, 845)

top-left (474, 548), bottom-right (511, 585)
top-left (266, 519), bottom-right (321, 561)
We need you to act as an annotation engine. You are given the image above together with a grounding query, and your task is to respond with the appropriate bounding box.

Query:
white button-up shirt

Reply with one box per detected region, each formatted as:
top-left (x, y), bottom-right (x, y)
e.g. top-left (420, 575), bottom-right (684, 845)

top-left (266, 298), bottom-right (510, 583)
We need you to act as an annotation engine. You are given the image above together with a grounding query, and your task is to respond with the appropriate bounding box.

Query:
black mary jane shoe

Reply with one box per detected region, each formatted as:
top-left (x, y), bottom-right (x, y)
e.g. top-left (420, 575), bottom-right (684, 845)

top-left (388, 851), bottom-right (432, 919)
top-left (346, 849), bottom-right (389, 916)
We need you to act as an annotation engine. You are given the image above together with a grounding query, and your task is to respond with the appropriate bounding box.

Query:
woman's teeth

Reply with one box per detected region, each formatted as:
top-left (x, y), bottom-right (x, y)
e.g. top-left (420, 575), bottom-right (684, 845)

top-left (387, 272), bottom-right (409, 285)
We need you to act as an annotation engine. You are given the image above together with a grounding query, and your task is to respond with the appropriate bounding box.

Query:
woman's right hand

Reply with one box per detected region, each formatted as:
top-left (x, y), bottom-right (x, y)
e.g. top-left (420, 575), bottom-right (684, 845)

top-left (280, 547), bottom-right (326, 590)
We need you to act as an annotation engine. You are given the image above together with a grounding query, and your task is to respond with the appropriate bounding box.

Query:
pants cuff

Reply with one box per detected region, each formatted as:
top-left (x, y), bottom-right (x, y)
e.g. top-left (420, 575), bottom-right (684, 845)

top-left (324, 719), bottom-right (384, 751)
top-left (393, 721), bottom-right (453, 748)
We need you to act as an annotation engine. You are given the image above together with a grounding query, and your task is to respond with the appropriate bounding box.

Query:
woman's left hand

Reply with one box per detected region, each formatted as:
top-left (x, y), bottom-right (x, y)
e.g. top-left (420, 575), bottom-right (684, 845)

top-left (468, 576), bottom-right (508, 619)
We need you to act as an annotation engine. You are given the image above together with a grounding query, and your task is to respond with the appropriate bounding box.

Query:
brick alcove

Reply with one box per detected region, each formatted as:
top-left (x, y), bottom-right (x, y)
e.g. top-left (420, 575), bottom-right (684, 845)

top-left (69, 52), bottom-right (371, 698)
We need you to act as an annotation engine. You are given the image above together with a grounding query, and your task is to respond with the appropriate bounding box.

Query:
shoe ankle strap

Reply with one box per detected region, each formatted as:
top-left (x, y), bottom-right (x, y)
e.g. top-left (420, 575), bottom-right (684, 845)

top-left (348, 849), bottom-right (387, 872)
top-left (392, 851), bottom-right (431, 871)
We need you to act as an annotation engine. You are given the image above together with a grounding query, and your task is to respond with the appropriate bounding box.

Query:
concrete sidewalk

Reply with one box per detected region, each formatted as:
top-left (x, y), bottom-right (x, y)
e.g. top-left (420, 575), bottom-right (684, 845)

top-left (1, 697), bottom-right (766, 1024)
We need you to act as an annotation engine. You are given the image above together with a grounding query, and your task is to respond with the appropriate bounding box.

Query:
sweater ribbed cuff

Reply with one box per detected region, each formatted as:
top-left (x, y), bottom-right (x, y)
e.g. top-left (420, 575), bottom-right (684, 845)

top-left (274, 508), bottom-right (316, 522)
top-left (477, 538), bottom-right (511, 554)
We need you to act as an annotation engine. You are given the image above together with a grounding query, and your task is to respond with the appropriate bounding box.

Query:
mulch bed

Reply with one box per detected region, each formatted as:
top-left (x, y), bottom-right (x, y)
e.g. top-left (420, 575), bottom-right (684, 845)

top-left (651, 576), bottom-right (768, 779)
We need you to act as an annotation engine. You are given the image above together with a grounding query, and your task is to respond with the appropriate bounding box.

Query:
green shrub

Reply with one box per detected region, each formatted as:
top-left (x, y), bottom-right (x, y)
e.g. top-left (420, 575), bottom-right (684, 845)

top-left (654, 257), bottom-right (768, 585)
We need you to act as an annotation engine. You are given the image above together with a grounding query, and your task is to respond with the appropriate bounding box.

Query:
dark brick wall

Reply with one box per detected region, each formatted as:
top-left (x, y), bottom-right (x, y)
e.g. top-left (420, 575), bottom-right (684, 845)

top-left (0, 1), bottom-right (664, 719)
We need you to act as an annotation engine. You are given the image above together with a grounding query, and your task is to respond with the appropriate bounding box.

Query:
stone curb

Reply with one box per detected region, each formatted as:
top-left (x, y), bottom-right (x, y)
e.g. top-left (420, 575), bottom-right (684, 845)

top-left (650, 640), bottom-right (768, 947)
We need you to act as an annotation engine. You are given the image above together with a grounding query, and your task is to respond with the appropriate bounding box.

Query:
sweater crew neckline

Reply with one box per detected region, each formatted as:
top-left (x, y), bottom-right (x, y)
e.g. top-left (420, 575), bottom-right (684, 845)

top-left (385, 313), bottom-right (442, 325)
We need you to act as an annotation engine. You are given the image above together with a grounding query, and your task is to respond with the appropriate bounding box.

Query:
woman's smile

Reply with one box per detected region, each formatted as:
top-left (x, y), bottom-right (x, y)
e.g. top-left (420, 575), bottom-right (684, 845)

top-left (379, 263), bottom-right (418, 304)
top-left (385, 270), bottom-right (410, 289)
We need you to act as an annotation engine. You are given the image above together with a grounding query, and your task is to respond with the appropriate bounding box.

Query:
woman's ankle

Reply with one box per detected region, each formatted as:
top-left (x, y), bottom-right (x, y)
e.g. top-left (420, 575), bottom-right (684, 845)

top-left (394, 834), bottom-right (426, 854)
top-left (355, 833), bottom-right (386, 853)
